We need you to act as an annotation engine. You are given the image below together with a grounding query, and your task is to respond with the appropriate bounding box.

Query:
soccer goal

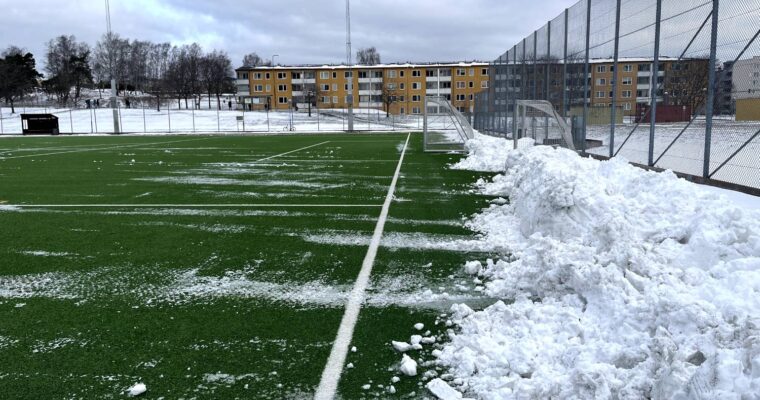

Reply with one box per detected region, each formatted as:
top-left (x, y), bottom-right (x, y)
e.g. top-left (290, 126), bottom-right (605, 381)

top-left (514, 100), bottom-right (575, 151)
top-left (423, 96), bottom-right (475, 153)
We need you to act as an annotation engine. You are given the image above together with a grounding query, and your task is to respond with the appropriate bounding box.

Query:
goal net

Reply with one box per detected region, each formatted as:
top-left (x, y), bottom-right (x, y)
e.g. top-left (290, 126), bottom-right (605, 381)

top-left (423, 96), bottom-right (475, 153)
top-left (514, 100), bottom-right (575, 151)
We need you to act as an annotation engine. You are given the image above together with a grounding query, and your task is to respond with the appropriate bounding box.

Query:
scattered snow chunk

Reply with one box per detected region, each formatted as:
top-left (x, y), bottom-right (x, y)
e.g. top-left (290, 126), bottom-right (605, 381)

top-left (414, 323), bottom-right (425, 331)
top-left (426, 378), bottom-right (462, 400)
top-left (399, 354), bottom-right (417, 377)
top-left (127, 383), bottom-right (146, 396)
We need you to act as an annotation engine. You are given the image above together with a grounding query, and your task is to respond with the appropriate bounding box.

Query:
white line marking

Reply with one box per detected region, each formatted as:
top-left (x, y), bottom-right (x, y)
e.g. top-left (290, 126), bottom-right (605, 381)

top-left (6, 204), bottom-right (382, 208)
top-left (0, 137), bottom-right (216, 160)
top-left (314, 133), bottom-right (411, 400)
top-left (251, 141), bottom-right (330, 164)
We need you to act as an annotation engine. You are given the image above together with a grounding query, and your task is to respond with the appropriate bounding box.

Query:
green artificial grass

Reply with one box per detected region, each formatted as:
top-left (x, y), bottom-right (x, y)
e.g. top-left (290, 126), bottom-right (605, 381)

top-left (0, 133), bottom-right (497, 399)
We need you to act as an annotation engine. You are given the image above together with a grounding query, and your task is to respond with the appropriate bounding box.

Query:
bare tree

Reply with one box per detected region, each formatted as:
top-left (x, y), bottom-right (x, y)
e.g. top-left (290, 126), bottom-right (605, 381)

top-left (201, 51), bottom-right (234, 110)
top-left (356, 47), bottom-right (381, 65)
top-left (381, 84), bottom-right (398, 117)
top-left (43, 35), bottom-right (92, 106)
top-left (93, 32), bottom-right (130, 95)
top-left (242, 53), bottom-right (264, 68)
top-left (664, 59), bottom-right (710, 115)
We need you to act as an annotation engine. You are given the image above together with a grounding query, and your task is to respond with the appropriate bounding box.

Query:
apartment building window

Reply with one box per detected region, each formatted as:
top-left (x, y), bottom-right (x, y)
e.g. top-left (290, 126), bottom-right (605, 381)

top-left (400, 83), bottom-right (406, 90)
top-left (388, 70), bottom-right (397, 78)
top-left (597, 66), bottom-right (607, 73)
top-left (622, 90), bottom-right (632, 98)
top-left (372, 71), bottom-right (383, 78)
top-left (637, 89), bottom-right (649, 97)
top-left (345, 84), bottom-right (353, 90)
top-left (426, 70), bottom-right (437, 77)
top-left (412, 82), bottom-right (421, 90)
top-left (320, 71), bottom-right (329, 79)
top-left (469, 94), bottom-right (474, 101)
top-left (623, 65), bottom-right (633, 72)
top-left (637, 76), bottom-right (650, 85)
top-left (622, 77), bottom-right (633, 85)
top-left (278, 84), bottom-right (287, 91)
top-left (304, 72), bottom-right (315, 79)
top-left (482, 68), bottom-right (489, 76)
top-left (265, 73), bottom-right (271, 79)
top-left (400, 107), bottom-right (405, 115)
top-left (277, 72), bottom-right (287, 79)
top-left (333, 72), bottom-right (338, 79)
top-left (441, 82), bottom-right (452, 89)
top-left (412, 95), bottom-right (421, 102)
top-left (469, 81), bottom-right (474, 88)
top-left (398, 96), bottom-right (405, 102)
top-left (387, 83), bottom-right (397, 90)
top-left (265, 85), bottom-right (271, 92)
top-left (345, 71), bottom-right (353, 78)
top-left (412, 70), bottom-right (421, 77)
top-left (278, 97), bottom-right (289, 104)
top-left (481, 81), bottom-right (489, 88)
top-left (426, 81), bottom-right (438, 90)
top-left (597, 78), bottom-right (607, 86)
top-left (399, 70), bottom-right (405, 78)
top-left (321, 84), bottom-right (330, 91)
top-left (412, 107), bottom-right (421, 114)
top-left (440, 69), bottom-right (452, 77)
top-left (624, 102), bottom-right (632, 111)
top-left (457, 68), bottom-right (466, 76)
top-left (456, 94), bottom-right (466, 101)
top-left (292, 72), bottom-right (302, 80)
top-left (596, 91), bottom-right (605, 98)
top-left (254, 85), bottom-right (263, 92)
top-left (358, 71), bottom-right (368, 79)
top-left (456, 81), bottom-right (466, 89)
top-left (359, 83), bottom-right (370, 91)
top-left (332, 84), bottom-right (338, 91)
top-left (345, 96), bottom-right (352, 103)
top-left (638, 64), bottom-right (651, 72)
top-left (332, 96), bottom-right (338, 104)
top-left (321, 96), bottom-right (331, 104)
top-left (469, 68), bottom-right (475, 76)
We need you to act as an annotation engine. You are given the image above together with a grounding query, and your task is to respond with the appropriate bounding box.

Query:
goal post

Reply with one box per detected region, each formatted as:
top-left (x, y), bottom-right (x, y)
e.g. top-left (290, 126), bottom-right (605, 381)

top-left (423, 96), bottom-right (475, 153)
top-left (514, 100), bottom-right (576, 151)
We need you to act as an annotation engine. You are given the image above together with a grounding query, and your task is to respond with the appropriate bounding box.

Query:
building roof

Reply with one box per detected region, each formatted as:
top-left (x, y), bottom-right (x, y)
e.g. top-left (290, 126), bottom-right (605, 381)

top-left (236, 61), bottom-right (489, 72)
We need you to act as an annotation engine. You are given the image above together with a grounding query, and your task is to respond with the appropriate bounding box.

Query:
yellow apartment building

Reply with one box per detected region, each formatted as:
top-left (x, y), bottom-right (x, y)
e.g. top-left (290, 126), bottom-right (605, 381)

top-left (235, 62), bottom-right (490, 115)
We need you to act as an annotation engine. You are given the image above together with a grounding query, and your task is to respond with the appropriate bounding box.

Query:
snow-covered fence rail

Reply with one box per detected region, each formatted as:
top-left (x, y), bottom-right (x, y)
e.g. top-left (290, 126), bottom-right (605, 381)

top-left (472, 0), bottom-right (760, 190)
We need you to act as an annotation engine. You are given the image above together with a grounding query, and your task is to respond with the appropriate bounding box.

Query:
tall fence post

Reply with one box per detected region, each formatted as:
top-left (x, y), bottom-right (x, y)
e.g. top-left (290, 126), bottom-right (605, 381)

top-left (704, 0), bottom-right (720, 178)
top-left (69, 109), bottom-right (74, 133)
top-left (582, 0), bottom-right (592, 155)
top-left (648, 0), bottom-right (663, 166)
top-left (142, 104), bottom-right (147, 133)
top-left (610, 0), bottom-right (622, 158)
top-left (512, 46), bottom-right (518, 142)
top-left (168, 106), bottom-right (172, 133)
top-left (533, 30), bottom-right (539, 101)
top-left (563, 9), bottom-right (569, 117)
top-left (0, 107), bottom-right (4, 134)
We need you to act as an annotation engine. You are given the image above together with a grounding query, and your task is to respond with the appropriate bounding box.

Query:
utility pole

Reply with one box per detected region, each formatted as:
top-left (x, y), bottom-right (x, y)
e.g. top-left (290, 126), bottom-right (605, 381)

top-left (346, 0), bottom-right (354, 131)
top-left (105, 0), bottom-right (120, 134)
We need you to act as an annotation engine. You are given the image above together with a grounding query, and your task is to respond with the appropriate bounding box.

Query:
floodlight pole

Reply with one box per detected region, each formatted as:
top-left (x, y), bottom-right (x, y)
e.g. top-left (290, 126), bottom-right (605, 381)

top-left (346, 0), bottom-right (354, 132)
top-left (106, 0), bottom-right (120, 134)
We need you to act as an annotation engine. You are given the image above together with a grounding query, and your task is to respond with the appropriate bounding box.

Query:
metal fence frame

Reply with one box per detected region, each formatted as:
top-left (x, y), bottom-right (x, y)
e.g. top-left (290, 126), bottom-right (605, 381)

top-left (473, 0), bottom-right (760, 191)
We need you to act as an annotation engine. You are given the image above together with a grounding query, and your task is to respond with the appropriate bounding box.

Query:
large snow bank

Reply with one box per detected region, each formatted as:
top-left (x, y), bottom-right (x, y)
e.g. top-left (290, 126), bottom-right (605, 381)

top-left (437, 141), bottom-right (760, 399)
top-left (451, 133), bottom-right (534, 172)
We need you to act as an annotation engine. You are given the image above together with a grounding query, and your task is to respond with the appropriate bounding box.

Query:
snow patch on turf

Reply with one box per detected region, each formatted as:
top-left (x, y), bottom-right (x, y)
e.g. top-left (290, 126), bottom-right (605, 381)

top-left (433, 142), bottom-right (760, 398)
top-left (19, 250), bottom-right (78, 257)
top-left (298, 231), bottom-right (491, 252)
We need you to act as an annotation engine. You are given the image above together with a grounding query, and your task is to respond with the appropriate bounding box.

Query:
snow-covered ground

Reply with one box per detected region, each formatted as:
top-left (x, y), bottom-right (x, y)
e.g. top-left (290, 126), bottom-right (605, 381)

top-left (0, 107), bottom-right (424, 135)
top-left (433, 133), bottom-right (760, 399)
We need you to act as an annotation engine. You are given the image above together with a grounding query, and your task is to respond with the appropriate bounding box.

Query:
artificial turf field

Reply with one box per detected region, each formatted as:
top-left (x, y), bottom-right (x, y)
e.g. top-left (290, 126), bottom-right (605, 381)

top-left (0, 132), bottom-right (494, 399)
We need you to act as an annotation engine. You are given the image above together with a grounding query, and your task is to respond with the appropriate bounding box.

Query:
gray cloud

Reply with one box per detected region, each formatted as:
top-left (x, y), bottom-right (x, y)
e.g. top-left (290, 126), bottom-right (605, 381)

top-left (0, 0), bottom-right (575, 70)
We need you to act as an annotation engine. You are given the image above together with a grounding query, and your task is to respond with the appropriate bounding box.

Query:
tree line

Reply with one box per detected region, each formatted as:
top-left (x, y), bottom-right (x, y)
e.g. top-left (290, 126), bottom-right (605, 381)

top-left (0, 33), bottom-right (237, 113)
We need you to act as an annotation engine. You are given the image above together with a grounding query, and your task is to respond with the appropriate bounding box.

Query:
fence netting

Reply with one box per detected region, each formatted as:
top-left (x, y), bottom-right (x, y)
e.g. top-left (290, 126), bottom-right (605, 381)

top-left (473, 0), bottom-right (760, 191)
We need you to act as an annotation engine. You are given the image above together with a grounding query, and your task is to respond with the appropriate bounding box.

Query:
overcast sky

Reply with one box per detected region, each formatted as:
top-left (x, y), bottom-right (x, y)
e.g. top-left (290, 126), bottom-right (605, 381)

top-left (0, 0), bottom-right (576, 69)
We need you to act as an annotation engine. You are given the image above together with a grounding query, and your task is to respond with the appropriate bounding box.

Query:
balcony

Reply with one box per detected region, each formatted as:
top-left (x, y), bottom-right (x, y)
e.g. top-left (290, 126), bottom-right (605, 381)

top-left (236, 79), bottom-right (250, 86)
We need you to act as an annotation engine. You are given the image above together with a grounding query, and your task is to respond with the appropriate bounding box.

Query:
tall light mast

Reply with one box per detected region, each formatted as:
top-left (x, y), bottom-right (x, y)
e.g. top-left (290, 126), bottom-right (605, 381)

top-left (106, 0), bottom-right (120, 133)
top-left (346, 0), bottom-right (354, 131)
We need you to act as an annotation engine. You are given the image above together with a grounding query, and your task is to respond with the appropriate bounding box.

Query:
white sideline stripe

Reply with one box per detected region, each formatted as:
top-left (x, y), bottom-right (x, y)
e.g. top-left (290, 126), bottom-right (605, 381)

top-left (0, 137), bottom-right (215, 160)
top-left (251, 141), bottom-right (330, 164)
top-left (314, 133), bottom-right (411, 400)
top-left (6, 204), bottom-right (382, 208)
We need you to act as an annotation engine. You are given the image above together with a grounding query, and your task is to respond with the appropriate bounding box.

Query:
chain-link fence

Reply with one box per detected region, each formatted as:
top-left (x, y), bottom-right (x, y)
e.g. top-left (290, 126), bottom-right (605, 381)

top-left (473, 0), bottom-right (760, 191)
top-left (0, 99), bottom-right (425, 135)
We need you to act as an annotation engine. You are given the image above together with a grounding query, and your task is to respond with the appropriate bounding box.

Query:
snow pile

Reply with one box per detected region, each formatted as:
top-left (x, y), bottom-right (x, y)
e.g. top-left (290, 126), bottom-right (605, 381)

top-left (437, 144), bottom-right (760, 398)
top-left (451, 133), bottom-right (534, 172)
top-left (127, 383), bottom-right (146, 396)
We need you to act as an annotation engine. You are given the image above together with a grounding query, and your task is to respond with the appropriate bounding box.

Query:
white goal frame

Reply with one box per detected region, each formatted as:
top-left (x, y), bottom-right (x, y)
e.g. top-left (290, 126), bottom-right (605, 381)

top-left (423, 96), bottom-right (475, 153)
top-left (514, 100), bottom-right (575, 151)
